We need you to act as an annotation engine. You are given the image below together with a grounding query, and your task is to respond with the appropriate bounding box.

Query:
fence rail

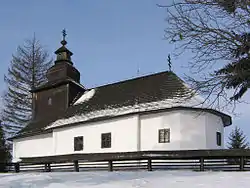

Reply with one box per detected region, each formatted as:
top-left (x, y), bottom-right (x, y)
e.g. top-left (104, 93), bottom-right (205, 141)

top-left (5, 149), bottom-right (250, 173)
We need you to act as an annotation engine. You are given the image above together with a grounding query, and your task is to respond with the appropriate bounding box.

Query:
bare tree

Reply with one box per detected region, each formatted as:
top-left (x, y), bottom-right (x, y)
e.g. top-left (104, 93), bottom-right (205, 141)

top-left (160, 0), bottom-right (250, 110)
top-left (1, 36), bottom-right (52, 135)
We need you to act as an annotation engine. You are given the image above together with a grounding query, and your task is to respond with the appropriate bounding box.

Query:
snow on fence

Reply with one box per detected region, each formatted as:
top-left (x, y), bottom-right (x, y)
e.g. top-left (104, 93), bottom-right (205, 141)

top-left (5, 149), bottom-right (250, 173)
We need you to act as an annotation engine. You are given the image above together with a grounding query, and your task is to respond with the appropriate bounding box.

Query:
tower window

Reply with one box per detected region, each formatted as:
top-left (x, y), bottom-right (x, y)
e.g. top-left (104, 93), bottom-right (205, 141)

top-left (48, 97), bottom-right (52, 105)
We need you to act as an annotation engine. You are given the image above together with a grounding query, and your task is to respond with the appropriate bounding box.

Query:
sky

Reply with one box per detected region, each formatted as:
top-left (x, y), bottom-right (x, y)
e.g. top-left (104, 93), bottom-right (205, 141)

top-left (0, 0), bottom-right (249, 142)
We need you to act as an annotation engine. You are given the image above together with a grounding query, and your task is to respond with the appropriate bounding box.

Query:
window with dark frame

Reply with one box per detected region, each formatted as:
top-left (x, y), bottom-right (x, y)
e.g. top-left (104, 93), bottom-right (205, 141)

top-left (101, 133), bottom-right (111, 148)
top-left (48, 97), bottom-right (52, 105)
top-left (74, 136), bottom-right (83, 151)
top-left (216, 132), bottom-right (222, 146)
top-left (159, 128), bottom-right (170, 143)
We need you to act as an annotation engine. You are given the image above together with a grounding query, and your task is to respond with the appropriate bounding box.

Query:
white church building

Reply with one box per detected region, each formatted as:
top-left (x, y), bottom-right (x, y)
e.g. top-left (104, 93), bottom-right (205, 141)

top-left (10, 35), bottom-right (232, 162)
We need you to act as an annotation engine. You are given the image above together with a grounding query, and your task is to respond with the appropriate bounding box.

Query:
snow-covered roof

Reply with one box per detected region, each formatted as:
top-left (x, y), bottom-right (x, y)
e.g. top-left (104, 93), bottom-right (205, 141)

top-left (46, 96), bottom-right (202, 129)
top-left (45, 71), bottom-right (230, 130)
top-left (74, 89), bottom-right (96, 105)
top-left (11, 71), bottom-right (231, 139)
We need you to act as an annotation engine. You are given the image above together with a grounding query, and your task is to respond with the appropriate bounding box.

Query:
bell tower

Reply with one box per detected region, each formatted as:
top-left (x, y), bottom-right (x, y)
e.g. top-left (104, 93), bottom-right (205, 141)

top-left (31, 30), bottom-right (85, 121)
top-left (46, 29), bottom-right (80, 83)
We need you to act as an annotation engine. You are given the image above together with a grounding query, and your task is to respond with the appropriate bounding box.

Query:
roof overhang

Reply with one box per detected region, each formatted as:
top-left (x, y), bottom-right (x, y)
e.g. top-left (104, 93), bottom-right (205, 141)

top-left (47, 106), bottom-right (232, 131)
top-left (7, 129), bottom-right (53, 141)
top-left (30, 79), bottom-right (86, 93)
top-left (9, 106), bottom-right (231, 141)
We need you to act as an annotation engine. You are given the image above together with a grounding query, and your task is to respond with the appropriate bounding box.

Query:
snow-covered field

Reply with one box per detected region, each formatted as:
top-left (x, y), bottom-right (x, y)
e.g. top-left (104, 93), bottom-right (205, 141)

top-left (0, 171), bottom-right (249, 188)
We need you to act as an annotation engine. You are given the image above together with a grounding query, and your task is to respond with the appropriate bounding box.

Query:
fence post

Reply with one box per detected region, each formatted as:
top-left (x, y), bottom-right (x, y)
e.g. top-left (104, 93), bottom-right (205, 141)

top-left (240, 156), bottom-right (245, 171)
top-left (45, 163), bottom-right (51, 172)
top-left (44, 163), bottom-right (47, 172)
top-left (147, 159), bottom-right (152, 171)
top-left (47, 163), bottom-right (51, 172)
top-left (74, 160), bottom-right (79, 172)
top-left (0, 163), bottom-right (5, 172)
top-left (108, 160), bottom-right (113, 172)
top-left (199, 157), bottom-right (204, 171)
top-left (14, 163), bottom-right (20, 173)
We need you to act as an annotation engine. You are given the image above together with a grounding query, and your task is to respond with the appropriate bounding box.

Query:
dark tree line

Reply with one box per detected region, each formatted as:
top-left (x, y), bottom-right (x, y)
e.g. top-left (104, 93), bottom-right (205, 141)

top-left (0, 121), bottom-right (11, 172)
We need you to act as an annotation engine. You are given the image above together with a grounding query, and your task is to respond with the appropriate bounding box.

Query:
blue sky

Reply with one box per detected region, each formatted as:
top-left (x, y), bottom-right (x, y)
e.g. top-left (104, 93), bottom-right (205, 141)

top-left (0, 0), bottom-right (249, 143)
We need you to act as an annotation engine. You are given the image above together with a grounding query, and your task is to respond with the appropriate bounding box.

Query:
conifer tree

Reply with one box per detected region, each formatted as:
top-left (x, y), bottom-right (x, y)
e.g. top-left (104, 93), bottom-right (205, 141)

top-left (228, 126), bottom-right (249, 149)
top-left (1, 36), bottom-right (52, 135)
top-left (227, 126), bottom-right (249, 165)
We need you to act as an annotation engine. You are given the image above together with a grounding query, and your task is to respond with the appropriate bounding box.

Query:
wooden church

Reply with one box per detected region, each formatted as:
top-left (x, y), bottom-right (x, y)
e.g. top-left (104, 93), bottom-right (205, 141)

top-left (10, 32), bottom-right (232, 162)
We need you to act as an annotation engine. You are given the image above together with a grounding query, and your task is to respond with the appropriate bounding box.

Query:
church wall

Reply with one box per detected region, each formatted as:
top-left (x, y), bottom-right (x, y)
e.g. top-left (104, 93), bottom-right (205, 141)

top-left (53, 115), bottom-right (138, 155)
top-left (179, 111), bottom-right (207, 149)
top-left (12, 133), bottom-right (53, 161)
top-left (12, 110), bottom-right (225, 161)
top-left (205, 113), bottom-right (224, 149)
top-left (139, 110), bottom-right (223, 151)
top-left (140, 111), bottom-right (181, 151)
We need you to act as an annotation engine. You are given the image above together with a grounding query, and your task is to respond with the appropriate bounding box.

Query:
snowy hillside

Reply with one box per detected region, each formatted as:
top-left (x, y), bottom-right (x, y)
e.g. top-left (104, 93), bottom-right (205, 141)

top-left (0, 171), bottom-right (250, 188)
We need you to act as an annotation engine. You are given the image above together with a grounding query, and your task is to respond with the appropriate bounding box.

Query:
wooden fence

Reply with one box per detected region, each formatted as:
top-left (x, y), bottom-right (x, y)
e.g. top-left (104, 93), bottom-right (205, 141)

top-left (5, 149), bottom-right (250, 173)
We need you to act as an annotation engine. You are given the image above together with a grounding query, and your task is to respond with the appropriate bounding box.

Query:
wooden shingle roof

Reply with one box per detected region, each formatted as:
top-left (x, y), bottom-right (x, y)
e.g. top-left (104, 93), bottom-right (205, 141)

top-left (65, 71), bottom-right (192, 117)
top-left (10, 71), bottom-right (231, 140)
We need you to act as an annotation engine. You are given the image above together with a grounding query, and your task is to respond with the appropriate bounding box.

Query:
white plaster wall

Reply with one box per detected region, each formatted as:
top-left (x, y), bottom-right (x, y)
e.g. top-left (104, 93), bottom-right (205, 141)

top-left (13, 133), bottom-right (53, 161)
top-left (205, 113), bottom-right (224, 149)
top-left (179, 111), bottom-right (207, 149)
top-left (12, 110), bottom-right (226, 160)
top-left (53, 115), bottom-right (138, 155)
top-left (140, 110), bottom-right (220, 151)
top-left (140, 111), bottom-right (181, 151)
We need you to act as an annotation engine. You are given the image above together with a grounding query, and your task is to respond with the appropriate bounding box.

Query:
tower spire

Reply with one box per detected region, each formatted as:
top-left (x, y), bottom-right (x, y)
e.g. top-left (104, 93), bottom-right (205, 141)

top-left (54, 29), bottom-right (73, 64)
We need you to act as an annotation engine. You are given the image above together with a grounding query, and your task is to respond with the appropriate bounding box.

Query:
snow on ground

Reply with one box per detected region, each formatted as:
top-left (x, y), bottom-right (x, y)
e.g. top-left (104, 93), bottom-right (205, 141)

top-left (0, 171), bottom-right (250, 188)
